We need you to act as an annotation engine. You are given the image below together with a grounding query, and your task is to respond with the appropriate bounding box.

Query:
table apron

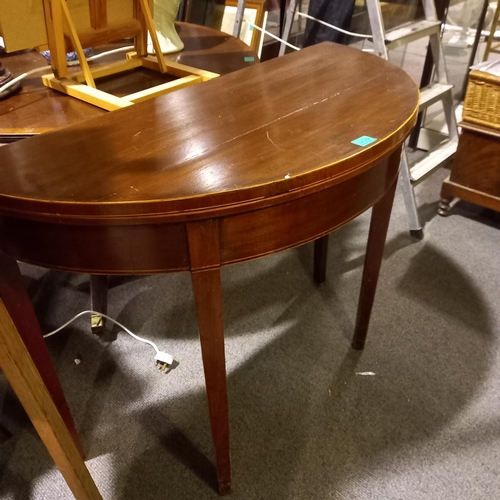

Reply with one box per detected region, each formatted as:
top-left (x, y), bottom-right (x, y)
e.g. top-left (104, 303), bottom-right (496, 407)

top-left (0, 154), bottom-right (397, 274)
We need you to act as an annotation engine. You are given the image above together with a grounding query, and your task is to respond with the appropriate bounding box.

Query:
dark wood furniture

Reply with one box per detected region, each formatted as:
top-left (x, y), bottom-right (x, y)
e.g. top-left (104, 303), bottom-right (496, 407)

top-left (439, 121), bottom-right (500, 215)
top-left (0, 42), bottom-right (418, 496)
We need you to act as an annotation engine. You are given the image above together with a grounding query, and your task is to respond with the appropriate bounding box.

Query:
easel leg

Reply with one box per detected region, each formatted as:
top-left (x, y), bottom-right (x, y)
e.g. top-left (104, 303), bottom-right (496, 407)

top-left (58, 0), bottom-right (96, 87)
top-left (351, 157), bottom-right (399, 350)
top-left (0, 253), bottom-right (85, 459)
top-left (188, 221), bottom-right (231, 495)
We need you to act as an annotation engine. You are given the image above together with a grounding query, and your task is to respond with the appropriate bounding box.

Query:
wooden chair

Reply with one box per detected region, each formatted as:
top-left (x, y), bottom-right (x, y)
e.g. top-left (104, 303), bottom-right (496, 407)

top-left (0, 253), bottom-right (101, 499)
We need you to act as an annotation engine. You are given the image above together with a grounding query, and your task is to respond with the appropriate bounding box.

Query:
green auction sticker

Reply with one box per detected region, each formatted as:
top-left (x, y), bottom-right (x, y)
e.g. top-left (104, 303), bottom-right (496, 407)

top-left (244, 56), bottom-right (255, 62)
top-left (351, 136), bottom-right (377, 147)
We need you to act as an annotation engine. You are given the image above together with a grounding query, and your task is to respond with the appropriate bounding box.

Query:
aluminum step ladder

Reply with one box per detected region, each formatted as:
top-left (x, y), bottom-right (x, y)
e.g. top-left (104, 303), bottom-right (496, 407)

top-left (366, 0), bottom-right (459, 238)
top-left (232, 0), bottom-right (247, 39)
top-left (234, 0), bottom-right (458, 238)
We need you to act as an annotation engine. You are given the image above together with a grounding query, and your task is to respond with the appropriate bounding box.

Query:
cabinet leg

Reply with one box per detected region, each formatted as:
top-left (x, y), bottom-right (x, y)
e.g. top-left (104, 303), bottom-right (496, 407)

top-left (351, 173), bottom-right (398, 350)
top-left (439, 176), bottom-right (454, 217)
top-left (313, 235), bottom-right (329, 284)
top-left (90, 275), bottom-right (108, 335)
top-left (437, 197), bottom-right (452, 216)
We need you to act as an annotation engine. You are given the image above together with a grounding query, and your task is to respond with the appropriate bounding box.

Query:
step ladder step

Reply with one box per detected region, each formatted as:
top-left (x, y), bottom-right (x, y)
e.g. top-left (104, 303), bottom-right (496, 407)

top-left (417, 128), bottom-right (450, 151)
top-left (363, 0), bottom-right (459, 234)
top-left (410, 140), bottom-right (458, 183)
top-left (419, 83), bottom-right (453, 110)
top-left (386, 20), bottom-right (441, 50)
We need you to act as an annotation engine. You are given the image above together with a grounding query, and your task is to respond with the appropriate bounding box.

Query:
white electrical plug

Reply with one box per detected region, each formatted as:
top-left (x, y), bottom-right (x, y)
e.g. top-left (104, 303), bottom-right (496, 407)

top-left (44, 310), bottom-right (176, 374)
top-left (155, 351), bottom-right (175, 372)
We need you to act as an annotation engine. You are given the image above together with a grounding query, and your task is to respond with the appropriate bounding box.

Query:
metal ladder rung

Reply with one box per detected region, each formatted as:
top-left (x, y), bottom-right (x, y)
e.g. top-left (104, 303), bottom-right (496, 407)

top-left (364, 0), bottom-right (458, 235)
top-left (386, 20), bottom-right (441, 50)
top-left (419, 83), bottom-right (453, 110)
top-left (409, 140), bottom-right (458, 183)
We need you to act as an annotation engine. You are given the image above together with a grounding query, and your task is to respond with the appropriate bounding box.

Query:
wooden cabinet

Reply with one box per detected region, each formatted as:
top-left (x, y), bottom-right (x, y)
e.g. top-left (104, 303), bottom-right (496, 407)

top-left (439, 122), bottom-right (500, 215)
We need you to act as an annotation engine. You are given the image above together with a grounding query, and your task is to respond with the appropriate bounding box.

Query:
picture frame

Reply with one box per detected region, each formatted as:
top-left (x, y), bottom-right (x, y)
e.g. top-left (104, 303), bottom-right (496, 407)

top-left (219, 0), bottom-right (266, 52)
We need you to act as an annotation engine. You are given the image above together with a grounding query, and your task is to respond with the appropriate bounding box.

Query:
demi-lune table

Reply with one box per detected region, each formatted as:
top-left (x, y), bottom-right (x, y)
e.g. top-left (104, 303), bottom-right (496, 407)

top-left (0, 42), bottom-right (418, 497)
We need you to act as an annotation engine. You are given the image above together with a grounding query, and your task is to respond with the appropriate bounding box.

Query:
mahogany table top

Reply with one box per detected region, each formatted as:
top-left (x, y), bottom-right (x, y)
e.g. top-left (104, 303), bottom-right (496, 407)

top-left (0, 42), bottom-right (418, 222)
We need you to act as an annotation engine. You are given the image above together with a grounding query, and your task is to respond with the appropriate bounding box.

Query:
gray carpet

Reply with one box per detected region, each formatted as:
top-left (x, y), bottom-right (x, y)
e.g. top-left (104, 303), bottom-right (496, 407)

top-left (0, 166), bottom-right (499, 500)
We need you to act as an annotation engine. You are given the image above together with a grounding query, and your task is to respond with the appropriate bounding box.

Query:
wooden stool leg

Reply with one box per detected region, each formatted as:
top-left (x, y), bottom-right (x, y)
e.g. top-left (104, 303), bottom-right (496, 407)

top-left (188, 221), bottom-right (231, 495)
top-left (90, 275), bottom-right (108, 335)
top-left (0, 299), bottom-right (101, 499)
top-left (313, 235), bottom-right (329, 284)
top-left (351, 165), bottom-right (399, 350)
top-left (0, 254), bottom-right (85, 459)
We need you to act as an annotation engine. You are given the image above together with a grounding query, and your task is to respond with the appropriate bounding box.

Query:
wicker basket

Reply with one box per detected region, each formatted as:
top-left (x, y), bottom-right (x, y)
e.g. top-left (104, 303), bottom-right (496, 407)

top-left (462, 70), bottom-right (500, 131)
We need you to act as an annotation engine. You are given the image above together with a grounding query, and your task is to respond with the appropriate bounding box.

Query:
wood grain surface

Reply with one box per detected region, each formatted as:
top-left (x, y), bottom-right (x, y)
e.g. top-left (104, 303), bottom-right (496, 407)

top-left (447, 123), bottom-right (500, 197)
top-left (0, 42), bottom-right (418, 222)
top-left (440, 122), bottom-right (500, 213)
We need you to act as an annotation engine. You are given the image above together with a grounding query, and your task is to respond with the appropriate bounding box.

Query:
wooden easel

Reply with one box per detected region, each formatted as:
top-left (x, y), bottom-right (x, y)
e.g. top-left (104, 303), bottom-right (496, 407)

top-left (41, 0), bottom-right (219, 111)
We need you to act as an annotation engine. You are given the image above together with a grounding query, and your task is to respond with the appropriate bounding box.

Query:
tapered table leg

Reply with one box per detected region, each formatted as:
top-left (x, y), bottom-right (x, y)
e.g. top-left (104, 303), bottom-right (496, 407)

top-left (90, 275), bottom-right (108, 335)
top-left (313, 235), bottom-right (329, 284)
top-left (352, 158), bottom-right (399, 350)
top-left (188, 221), bottom-right (231, 495)
top-left (0, 253), bottom-right (85, 459)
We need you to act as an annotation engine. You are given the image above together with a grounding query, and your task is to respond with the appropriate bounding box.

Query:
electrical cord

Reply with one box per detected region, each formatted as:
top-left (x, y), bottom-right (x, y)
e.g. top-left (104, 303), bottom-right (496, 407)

top-left (44, 310), bottom-right (174, 371)
top-left (43, 309), bottom-right (155, 347)
top-left (0, 65), bottom-right (51, 95)
top-left (245, 15), bottom-right (372, 53)
top-left (296, 12), bottom-right (372, 39)
top-left (87, 45), bottom-right (135, 61)
top-left (0, 45), bottom-right (135, 95)
top-left (244, 21), bottom-right (300, 50)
